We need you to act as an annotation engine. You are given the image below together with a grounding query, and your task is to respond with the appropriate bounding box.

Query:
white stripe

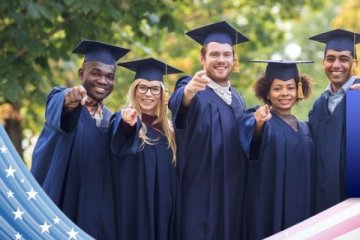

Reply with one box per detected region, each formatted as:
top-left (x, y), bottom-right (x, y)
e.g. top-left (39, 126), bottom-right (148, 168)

top-left (333, 227), bottom-right (360, 240)
top-left (267, 202), bottom-right (360, 239)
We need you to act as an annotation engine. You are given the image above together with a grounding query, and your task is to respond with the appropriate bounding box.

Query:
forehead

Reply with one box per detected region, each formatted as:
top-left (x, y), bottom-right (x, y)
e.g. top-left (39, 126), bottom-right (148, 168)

top-left (206, 42), bottom-right (233, 52)
top-left (84, 61), bottom-right (116, 73)
top-left (325, 49), bottom-right (353, 58)
top-left (272, 79), bottom-right (296, 85)
top-left (137, 79), bottom-right (162, 86)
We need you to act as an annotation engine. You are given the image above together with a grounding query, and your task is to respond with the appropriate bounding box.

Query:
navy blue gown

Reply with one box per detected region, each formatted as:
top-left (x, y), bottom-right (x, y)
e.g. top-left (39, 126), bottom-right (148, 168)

top-left (110, 113), bottom-right (177, 240)
top-left (309, 94), bottom-right (346, 213)
top-left (169, 76), bottom-right (247, 240)
top-left (240, 107), bottom-right (313, 240)
top-left (31, 87), bottom-right (116, 239)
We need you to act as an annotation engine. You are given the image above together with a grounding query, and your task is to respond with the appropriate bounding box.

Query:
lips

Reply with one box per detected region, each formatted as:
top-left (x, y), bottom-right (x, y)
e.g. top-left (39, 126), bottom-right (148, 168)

top-left (278, 99), bottom-right (293, 104)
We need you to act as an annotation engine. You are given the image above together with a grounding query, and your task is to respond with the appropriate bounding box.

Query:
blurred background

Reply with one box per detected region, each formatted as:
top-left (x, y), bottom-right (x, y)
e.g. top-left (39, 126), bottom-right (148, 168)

top-left (1, 0), bottom-right (359, 166)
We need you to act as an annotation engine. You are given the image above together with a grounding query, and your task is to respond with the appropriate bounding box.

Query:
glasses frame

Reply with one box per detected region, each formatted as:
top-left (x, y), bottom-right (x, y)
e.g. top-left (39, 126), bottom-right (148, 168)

top-left (136, 84), bottom-right (162, 95)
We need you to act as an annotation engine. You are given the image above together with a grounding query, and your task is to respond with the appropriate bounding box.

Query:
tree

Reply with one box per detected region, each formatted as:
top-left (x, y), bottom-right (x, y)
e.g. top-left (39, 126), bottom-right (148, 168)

top-left (0, 0), bottom-right (329, 159)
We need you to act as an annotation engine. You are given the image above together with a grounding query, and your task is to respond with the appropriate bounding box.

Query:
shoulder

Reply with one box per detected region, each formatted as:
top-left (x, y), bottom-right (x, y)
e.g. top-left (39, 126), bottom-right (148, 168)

top-left (173, 75), bottom-right (192, 91)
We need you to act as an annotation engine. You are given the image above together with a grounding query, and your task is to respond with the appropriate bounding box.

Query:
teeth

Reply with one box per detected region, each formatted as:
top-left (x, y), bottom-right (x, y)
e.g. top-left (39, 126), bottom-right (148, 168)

top-left (95, 87), bottom-right (106, 92)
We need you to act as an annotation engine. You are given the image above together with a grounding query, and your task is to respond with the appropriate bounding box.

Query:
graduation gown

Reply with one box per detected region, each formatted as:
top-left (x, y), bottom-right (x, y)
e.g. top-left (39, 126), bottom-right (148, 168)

top-left (309, 93), bottom-right (347, 213)
top-left (240, 107), bottom-right (313, 240)
top-left (169, 76), bottom-right (247, 240)
top-left (110, 113), bottom-right (177, 240)
top-left (31, 87), bottom-right (115, 239)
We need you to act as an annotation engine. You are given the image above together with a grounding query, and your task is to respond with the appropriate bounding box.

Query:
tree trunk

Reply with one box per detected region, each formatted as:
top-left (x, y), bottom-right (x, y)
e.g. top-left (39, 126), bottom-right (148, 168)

top-left (1, 103), bottom-right (24, 159)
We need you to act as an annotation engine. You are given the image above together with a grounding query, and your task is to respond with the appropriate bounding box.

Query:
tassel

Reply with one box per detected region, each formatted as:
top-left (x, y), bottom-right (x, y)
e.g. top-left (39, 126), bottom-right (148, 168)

top-left (297, 81), bottom-right (304, 99)
top-left (233, 57), bottom-right (239, 73)
top-left (351, 60), bottom-right (358, 76)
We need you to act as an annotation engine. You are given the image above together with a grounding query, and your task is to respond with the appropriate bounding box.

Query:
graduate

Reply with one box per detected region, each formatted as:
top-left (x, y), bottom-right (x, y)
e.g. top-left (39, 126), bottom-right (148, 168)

top-left (110, 58), bottom-right (182, 240)
top-left (239, 60), bottom-right (314, 239)
top-left (31, 39), bottom-right (129, 239)
top-left (168, 21), bottom-right (249, 239)
top-left (308, 29), bottom-right (360, 213)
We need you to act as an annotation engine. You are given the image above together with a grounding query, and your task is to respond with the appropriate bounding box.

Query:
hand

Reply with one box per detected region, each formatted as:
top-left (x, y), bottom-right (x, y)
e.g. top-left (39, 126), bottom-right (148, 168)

top-left (121, 107), bottom-right (138, 126)
top-left (182, 70), bottom-right (211, 106)
top-left (64, 86), bottom-right (87, 111)
top-left (349, 83), bottom-right (360, 90)
top-left (254, 105), bottom-right (272, 135)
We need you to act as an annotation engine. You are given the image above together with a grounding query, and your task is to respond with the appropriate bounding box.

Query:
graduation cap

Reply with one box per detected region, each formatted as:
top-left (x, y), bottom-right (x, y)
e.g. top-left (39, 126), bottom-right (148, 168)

top-left (309, 29), bottom-right (360, 55)
top-left (185, 21), bottom-right (249, 46)
top-left (118, 57), bottom-right (183, 82)
top-left (72, 39), bottom-right (130, 65)
top-left (250, 60), bottom-right (313, 98)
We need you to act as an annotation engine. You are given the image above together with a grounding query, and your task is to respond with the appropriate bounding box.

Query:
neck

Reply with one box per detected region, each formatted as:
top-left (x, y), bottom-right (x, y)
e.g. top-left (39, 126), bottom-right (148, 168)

top-left (271, 107), bottom-right (291, 116)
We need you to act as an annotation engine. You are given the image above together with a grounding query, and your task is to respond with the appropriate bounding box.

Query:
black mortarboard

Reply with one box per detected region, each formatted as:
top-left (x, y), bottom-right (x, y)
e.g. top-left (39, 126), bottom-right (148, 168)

top-left (118, 58), bottom-right (183, 82)
top-left (72, 39), bottom-right (130, 65)
top-left (185, 21), bottom-right (249, 46)
top-left (309, 29), bottom-right (360, 54)
top-left (249, 60), bottom-right (313, 80)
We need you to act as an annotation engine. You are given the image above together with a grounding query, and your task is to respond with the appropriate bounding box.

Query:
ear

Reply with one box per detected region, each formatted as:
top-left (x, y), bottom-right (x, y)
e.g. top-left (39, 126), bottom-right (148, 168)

top-left (200, 55), bottom-right (205, 67)
top-left (322, 59), bottom-right (326, 71)
top-left (78, 68), bottom-right (84, 81)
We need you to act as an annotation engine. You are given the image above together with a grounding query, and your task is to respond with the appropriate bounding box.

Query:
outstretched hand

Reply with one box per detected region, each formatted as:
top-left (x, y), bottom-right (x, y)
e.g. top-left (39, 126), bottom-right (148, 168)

top-left (349, 83), bottom-right (360, 90)
top-left (64, 86), bottom-right (87, 111)
top-left (182, 70), bottom-right (211, 107)
top-left (121, 107), bottom-right (138, 126)
top-left (254, 105), bottom-right (272, 135)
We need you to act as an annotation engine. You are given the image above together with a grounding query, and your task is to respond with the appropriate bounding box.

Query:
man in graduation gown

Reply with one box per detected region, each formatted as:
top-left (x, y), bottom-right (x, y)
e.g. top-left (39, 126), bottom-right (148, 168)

top-left (168, 21), bottom-right (249, 240)
top-left (308, 29), bottom-right (360, 214)
top-left (31, 39), bottom-right (129, 239)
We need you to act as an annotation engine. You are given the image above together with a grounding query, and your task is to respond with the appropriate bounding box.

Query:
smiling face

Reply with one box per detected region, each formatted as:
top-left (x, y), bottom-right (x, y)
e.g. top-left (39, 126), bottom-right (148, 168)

top-left (267, 79), bottom-right (297, 115)
top-left (200, 42), bottom-right (235, 85)
top-left (135, 79), bottom-right (162, 116)
top-left (323, 49), bottom-right (354, 92)
top-left (79, 61), bottom-right (116, 101)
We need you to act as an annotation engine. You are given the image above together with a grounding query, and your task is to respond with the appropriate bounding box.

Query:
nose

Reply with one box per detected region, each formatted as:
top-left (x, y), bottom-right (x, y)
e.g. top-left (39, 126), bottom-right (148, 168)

top-left (218, 54), bottom-right (225, 62)
top-left (98, 75), bottom-right (107, 84)
top-left (281, 89), bottom-right (289, 96)
top-left (332, 58), bottom-right (341, 68)
top-left (144, 88), bottom-right (152, 95)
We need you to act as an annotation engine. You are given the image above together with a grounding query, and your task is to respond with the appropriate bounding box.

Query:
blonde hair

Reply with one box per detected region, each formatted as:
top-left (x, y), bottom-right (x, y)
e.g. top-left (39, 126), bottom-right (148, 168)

top-left (127, 79), bottom-right (177, 164)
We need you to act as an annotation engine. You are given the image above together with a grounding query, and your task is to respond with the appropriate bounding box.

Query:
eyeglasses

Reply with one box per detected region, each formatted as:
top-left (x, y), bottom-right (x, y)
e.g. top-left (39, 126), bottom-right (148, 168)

top-left (136, 84), bottom-right (162, 95)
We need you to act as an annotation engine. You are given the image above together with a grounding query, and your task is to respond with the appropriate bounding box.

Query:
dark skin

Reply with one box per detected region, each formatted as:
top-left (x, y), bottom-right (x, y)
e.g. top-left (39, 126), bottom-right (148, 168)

top-left (64, 61), bottom-right (116, 112)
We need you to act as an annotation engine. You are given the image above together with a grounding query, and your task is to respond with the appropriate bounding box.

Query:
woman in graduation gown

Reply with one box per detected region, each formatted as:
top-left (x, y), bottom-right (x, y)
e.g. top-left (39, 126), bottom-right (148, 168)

top-left (110, 58), bottom-right (182, 240)
top-left (239, 60), bottom-right (314, 239)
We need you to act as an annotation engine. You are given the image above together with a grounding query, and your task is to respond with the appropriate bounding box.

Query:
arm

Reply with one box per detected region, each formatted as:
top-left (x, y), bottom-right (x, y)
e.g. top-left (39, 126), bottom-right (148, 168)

top-left (110, 108), bottom-right (141, 157)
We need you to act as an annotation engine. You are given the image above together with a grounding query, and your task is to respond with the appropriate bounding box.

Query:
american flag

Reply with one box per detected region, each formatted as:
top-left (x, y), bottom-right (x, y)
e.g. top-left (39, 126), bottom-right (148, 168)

top-left (266, 198), bottom-right (360, 239)
top-left (0, 125), bottom-right (93, 240)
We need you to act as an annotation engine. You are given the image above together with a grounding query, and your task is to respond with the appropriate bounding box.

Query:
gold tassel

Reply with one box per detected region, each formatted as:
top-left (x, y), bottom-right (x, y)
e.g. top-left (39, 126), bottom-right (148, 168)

top-left (233, 56), bottom-right (239, 73)
top-left (297, 81), bottom-right (304, 99)
top-left (351, 60), bottom-right (358, 76)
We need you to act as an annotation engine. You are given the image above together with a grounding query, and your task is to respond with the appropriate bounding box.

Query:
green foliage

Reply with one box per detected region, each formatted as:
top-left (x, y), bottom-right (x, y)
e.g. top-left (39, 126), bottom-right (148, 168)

top-left (2, 0), bottom-right (348, 153)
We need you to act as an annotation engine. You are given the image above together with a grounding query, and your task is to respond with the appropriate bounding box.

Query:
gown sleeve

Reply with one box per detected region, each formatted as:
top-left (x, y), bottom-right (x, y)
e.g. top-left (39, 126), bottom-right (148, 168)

top-left (45, 87), bottom-right (82, 133)
top-left (239, 106), bottom-right (271, 161)
top-left (110, 111), bottom-right (142, 157)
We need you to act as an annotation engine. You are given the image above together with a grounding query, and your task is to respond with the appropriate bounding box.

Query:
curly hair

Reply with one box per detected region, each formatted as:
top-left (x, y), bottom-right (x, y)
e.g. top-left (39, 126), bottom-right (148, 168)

top-left (253, 74), bottom-right (313, 105)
